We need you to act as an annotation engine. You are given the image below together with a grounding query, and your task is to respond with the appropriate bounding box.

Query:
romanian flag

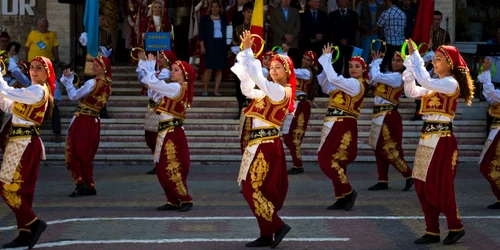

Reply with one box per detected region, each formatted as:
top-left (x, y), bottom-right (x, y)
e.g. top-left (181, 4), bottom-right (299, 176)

top-left (83, 0), bottom-right (99, 57)
top-left (411, 0), bottom-right (434, 46)
top-left (250, 0), bottom-right (265, 60)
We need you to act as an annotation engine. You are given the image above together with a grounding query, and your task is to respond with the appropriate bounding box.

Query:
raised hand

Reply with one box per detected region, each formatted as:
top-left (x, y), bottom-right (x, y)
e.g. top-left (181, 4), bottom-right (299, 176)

top-left (239, 30), bottom-right (253, 50)
top-left (483, 58), bottom-right (492, 72)
top-left (407, 38), bottom-right (417, 55)
top-left (138, 51), bottom-right (147, 61)
top-left (147, 53), bottom-right (156, 62)
top-left (63, 68), bottom-right (73, 77)
top-left (372, 51), bottom-right (383, 60)
top-left (322, 43), bottom-right (333, 54)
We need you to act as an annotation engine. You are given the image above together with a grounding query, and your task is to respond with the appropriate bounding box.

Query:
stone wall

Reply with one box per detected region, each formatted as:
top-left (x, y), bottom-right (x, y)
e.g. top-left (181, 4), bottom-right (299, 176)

top-left (0, 0), bottom-right (70, 62)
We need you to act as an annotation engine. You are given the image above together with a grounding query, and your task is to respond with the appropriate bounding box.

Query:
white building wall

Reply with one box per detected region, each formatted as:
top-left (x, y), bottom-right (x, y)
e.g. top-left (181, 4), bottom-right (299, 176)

top-left (46, 0), bottom-right (71, 62)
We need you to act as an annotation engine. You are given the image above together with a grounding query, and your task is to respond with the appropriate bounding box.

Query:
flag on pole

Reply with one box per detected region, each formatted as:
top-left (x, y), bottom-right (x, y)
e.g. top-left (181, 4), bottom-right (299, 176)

top-left (250, 0), bottom-right (265, 60)
top-left (411, 0), bottom-right (434, 46)
top-left (84, 0), bottom-right (99, 57)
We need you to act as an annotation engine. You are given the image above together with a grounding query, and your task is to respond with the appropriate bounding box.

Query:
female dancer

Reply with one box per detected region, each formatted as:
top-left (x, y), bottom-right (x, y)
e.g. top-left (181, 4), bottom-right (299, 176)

top-left (367, 51), bottom-right (413, 191)
top-left (283, 50), bottom-right (318, 175)
top-left (403, 39), bottom-right (473, 245)
top-left (231, 31), bottom-right (292, 248)
top-left (477, 58), bottom-right (500, 209)
top-left (60, 56), bottom-right (112, 197)
top-left (0, 56), bottom-right (55, 248)
top-left (317, 43), bottom-right (369, 211)
top-left (139, 50), bottom-right (178, 175)
top-left (138, 54), bottom-right (194, 212)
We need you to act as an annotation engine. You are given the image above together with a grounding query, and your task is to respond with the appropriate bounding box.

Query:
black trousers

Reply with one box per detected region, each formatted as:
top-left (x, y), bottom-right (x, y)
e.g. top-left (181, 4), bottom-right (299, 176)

top-left (173, 17), bottom-right (191, 62)
top-left (52, 101), bottom-right (61, 135)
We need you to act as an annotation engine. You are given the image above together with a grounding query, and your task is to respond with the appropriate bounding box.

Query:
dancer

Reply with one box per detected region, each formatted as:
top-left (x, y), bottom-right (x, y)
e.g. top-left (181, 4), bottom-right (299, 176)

top-left (139, 50), bottom-right (178, 175)
top-left (283, 50), bottom-right (318, 175)
top-left (138, 54), bottom-right (194, 212)
top-left (403, 39), bottom-right (473, 245)
top-left (477, 58), bottom-right (500, 209)
top-left (231, 31), bottom-right (292, 248)
top-left (367, 51), bottom-right (413, 191)
top-left (317, 43), bottom-right (368, 211)
top-left (0, 56), bottom-right (55, 248)
top-left (60, 56), bottom-right (112, 197)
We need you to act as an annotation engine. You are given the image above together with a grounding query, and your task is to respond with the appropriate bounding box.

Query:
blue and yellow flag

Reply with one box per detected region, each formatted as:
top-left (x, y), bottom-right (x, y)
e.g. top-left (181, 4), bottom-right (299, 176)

top-left (83, 0), bottom-right (99, 57)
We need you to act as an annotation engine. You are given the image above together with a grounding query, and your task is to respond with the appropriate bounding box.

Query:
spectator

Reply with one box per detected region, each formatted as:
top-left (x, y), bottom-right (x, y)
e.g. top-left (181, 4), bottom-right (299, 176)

top-left (301, 0), bottom-right (328, 58)
top-left (328, 0), bottom-right (358, 77)
top-left (399, 0), bottom-right (417, 38)
top-left (429, 10), bottom-right (450, 51)
top-left (227, 0), bottom-right (248, 27)
top-left (359, 0), bottom-right (385, 62)
top-left (199, 0), bottom-right (228, 96)
top-left (6, 42), bottom-right (21, 62)
top-left (139, 0), bottom-right (172, 48)
top-left (25, 18), bottom-right (63, 142)
top-left (25, 18), bottom-right (60, 63)
top-left (270, 0), bottom-right (301, 66)
top-left (0, 32), bottom-right (10, 51)
top-left (366, 0), bottom-right (406, 72)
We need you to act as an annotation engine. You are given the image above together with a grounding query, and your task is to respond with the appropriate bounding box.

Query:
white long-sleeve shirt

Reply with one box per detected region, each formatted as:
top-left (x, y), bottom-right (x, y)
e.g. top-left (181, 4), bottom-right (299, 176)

top-left (139, 60), bottom-right (182, 121)
top-left (403, 51), bottom-right (458, 122)
top-left (369, 58), bottom-right (403, 105)
top-left (479, 70), bottom-right (500, 105)
top-left (0, 77), bottom-right (45, 127)
top-left (318, 53), bottom-right (361, 96)
top-left (231, 48), bottom-right (288, 128)
top-left (295, 68), bottom-right (312, 96)
top-left (137, 63), bottom-right (171, 100)
top-left (60, 74), bottom-right (95, 101)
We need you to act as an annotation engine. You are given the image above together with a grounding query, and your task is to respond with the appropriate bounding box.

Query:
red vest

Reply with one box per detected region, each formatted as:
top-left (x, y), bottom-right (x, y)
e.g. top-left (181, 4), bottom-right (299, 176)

top-left (296, 69), bottom-right (313, 95)
top-left (244, 87), bottom-right (291, 128)
top-left (327, 80), bottom-right (366, 117)
top-left (155, 82), bottom-right (188, 119)
top-left (419, 89), bottom-right (460, 119)
top-left (80, 78), bottom-right (112, 112)
top-left (373, 82), bottom-right (403, 105)
top-left (12, 84), bottom-right (49, 126)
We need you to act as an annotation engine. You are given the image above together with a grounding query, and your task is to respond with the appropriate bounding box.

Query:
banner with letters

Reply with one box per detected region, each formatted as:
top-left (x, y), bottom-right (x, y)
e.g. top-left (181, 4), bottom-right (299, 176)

top-left (145, 32), bottom-right (171, 51)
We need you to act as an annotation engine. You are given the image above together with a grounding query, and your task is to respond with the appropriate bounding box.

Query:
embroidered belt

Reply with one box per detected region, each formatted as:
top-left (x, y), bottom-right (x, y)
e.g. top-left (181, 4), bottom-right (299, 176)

top-left (9, 125), bottom-right (40, 138)
top-left (158, 118), bottom-right (183, 132)
top-left (296, 95), bottom-right (307, 101)
top-left (421, 121), bottom-right (452, 135)
top-left (249, 127), bottom-right (279, 144)
top-left (75, 106), bottom-right (100, 117)
top-left (373, 104), bottom-right (397, 114)
top-left (242, 99), bottom-right (252, 108)
top-left (148, 99), bottom-right (159, 109)
top-left (326, 108), bottom-right (355, 118)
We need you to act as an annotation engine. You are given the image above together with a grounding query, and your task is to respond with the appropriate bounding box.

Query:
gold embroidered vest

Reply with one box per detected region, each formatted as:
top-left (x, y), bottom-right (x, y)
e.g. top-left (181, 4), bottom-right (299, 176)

top-left (419, 89), bottom-right (459, 119)
top-left (296, 69), bottom-right (313, 96)
top-left (79, 78), bottom-right (112, 112)
top-left (155, 82), bottom-right (188, 120)
top-left (244, 87), bottom-right (291, 128)
top-left (327, 80), bottom-right (366, 117)
top-left (373, 82), bottom-right (403, 105)
top-left (12, 85), bottom-right (49, 126)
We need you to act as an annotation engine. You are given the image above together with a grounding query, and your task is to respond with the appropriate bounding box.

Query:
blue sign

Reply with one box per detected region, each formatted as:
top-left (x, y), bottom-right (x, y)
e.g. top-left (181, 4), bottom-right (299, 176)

top-left (145, 32), bottom-right (171, 51)
top-left (351, 46), bottom-right (363, 57)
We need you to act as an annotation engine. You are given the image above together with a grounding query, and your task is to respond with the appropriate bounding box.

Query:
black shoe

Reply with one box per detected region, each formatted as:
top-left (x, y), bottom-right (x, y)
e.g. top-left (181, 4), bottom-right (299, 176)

top-left (2, 231), bottom-right (30, 248)
top-left (344, 190), bottom-right (357, 211)
top-left (287, 167), bottom-right (304, 175)
top-left (245, 236), bottom-right (272, 247)
top-left (271, 223), bottom-right (291, 249)
top-left (84, 188), bottom-right (97, 196)
top-left (443, 230), bottom-right (465, 245)
top-left (403, 178), bottom-right (414, 191)
top-left (327, 199), bottom-right (346, 210)
top-left (487, 202), bottom-right (500, 209)
top-left (368, 182), bottom-right (388, 191)
top-left (178, 202), bottom-right (193, 212)
top-left (414, 234), bottom-right (440, 244)
top-left (68, 183), bottom-right (86, 197)
top-left (146, 167), bottom-right (156, 175)
top-left (28, 219), bottom-right (47, 249)
top-left (156, 203), bottom-right (179, 211)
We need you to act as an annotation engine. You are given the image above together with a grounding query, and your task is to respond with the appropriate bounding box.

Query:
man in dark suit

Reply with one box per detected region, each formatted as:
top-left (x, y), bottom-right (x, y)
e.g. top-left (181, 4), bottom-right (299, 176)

top-left (300, 0), bottom-right (328, 57)
top-left (327, 0), bottom-right (358, 77)
top-left (270, 0), bottom-right (301, 66)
